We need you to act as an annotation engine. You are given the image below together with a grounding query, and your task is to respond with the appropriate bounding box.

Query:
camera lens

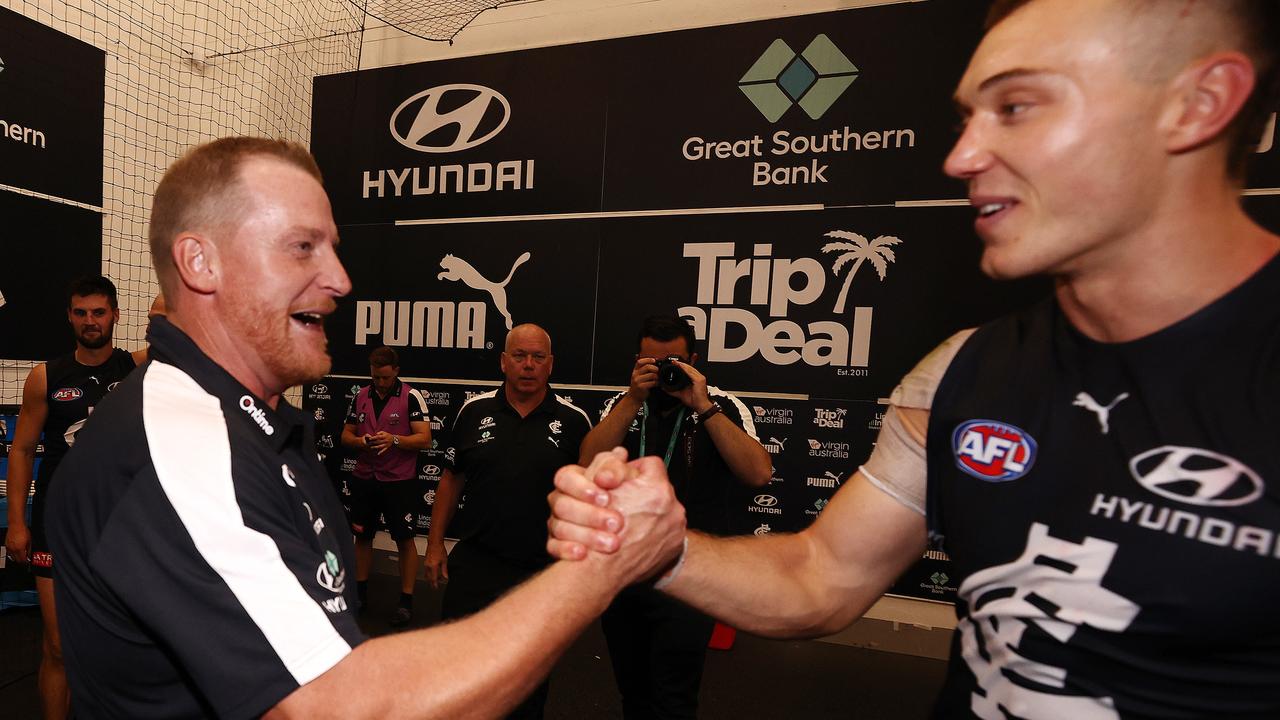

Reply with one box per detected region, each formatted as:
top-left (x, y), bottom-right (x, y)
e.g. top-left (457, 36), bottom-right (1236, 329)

top-left (658, 357), bottom-right (691, 391)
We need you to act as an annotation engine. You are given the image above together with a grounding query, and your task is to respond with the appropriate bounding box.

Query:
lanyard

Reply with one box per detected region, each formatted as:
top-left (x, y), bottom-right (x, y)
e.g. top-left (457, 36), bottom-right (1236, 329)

top-left (638, 404), bottom-right (686, 468)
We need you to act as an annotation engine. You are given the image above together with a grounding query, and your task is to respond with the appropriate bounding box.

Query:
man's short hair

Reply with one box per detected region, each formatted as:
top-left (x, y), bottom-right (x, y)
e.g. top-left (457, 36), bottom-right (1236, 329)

top-left (984, 0), bottom-right (1280, 178)
top-left (369, 346), bottom-right (399, 369)
top-left (67, 275), bottom-right (119, 309)
top-left (637, 315), bottom-right (696, 356)
top-left (148, 137), bottom-right (324, 296)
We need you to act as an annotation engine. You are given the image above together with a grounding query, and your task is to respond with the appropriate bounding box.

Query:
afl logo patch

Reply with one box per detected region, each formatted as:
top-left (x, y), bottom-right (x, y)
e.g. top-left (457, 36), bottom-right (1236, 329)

top-left (952, 419), bottom-right (1037, 482)
top-left (52, 388), bottom-right (83, 401)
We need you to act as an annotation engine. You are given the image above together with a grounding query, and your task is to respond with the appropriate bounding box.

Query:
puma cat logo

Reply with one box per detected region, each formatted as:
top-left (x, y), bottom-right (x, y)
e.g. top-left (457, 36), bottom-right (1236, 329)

top-left (1073, 391), bottom-right (1129, 435)
top-left (438, 252), bottom-right (531, 330)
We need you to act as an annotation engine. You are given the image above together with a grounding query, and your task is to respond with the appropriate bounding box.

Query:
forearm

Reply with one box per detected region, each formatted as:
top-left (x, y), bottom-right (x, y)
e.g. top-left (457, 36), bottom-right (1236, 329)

top-left (663, 531), bottom-right (876, 638)
top-left (394, 431), bottom-right (431, 451)
top-left (579, 396), bottom-right (642, 464)
top-left (702, 416), bottom-right (771, 486)
top-left (340, 427), bottom-right (364, 451)
top-left (5, 449), bottom-right (34, 526)
top-left (272, 556), bottom-right (624, 720)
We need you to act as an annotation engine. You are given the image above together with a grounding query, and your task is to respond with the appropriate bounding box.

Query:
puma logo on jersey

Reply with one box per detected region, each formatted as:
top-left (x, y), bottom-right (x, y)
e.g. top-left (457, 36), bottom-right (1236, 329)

top-left (1073, 392), bottom-right (1129, 435)
top-left (438, 251), bottom-right (531, 330)
top-left (953, 420), bottom-right (1038, 482)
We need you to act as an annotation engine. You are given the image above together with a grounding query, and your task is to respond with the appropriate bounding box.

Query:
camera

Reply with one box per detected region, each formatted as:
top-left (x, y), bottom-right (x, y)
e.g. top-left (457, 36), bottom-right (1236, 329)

top-left (656, 356), bottom-right (691, 392)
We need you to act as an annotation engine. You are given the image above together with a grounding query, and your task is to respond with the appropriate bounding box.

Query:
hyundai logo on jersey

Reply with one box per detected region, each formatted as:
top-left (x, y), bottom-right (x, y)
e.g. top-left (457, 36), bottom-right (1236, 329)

top-left (952, 419), bottom-right (1037, 482)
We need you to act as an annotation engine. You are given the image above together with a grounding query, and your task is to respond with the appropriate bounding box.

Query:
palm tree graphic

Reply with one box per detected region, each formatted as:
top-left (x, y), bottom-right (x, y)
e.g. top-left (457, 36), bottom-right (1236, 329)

top-left (821, 231), bottom-right (902, 314)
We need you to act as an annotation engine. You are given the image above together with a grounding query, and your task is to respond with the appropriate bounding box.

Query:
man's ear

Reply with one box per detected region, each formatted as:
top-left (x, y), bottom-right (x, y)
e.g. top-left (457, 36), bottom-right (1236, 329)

top-left (1160, 51), bottom-right (1256, 155)
top-left (172, 232), bottom-right (220, 295)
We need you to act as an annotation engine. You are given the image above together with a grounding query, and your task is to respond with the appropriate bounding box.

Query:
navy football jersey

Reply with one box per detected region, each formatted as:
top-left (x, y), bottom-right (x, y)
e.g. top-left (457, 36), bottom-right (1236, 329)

top-left (925, 254), bottom-right (1280, 718)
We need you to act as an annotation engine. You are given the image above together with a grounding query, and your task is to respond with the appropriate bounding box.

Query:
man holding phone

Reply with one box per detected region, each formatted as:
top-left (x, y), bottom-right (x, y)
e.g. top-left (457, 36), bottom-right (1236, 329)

top-left (341, 345), bottom-right (432, 626)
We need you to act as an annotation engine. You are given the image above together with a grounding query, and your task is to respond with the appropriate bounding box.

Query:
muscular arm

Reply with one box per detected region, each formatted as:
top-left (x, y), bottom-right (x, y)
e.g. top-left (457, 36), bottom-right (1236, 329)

top-left (666, 473), bottom-right (926, 638)
top-left (5, 364), bottom-right (48, 563)
top-left (578, 393), bottom-right (643, 465)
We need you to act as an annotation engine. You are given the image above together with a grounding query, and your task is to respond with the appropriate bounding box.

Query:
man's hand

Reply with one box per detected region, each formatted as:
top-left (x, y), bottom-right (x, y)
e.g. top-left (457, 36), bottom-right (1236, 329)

top-left (6, 522), bottom-right (30, 564)
top-left (366, 431), bottom-right (394, 454)
top-left (627, 357), bottom-right (660, 403)
top-left (547, 448), bottom-right (685, 586)
top-left (666, 359), bottom-right (712, 412)
top-left (424, 543), bottom-right (448, 589)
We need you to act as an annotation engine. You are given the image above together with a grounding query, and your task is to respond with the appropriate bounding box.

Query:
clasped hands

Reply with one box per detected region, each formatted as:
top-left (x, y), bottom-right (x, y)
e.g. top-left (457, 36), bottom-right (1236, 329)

top-left (547, 448), bottom-right (687, 586)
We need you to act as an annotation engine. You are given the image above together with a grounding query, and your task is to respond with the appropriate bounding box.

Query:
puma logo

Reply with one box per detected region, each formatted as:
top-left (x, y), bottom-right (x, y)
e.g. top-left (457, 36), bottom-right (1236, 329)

top-left (438, 252), bottom-right (531, 330)
top-left (1073, 391), bottom-right (1129, 435)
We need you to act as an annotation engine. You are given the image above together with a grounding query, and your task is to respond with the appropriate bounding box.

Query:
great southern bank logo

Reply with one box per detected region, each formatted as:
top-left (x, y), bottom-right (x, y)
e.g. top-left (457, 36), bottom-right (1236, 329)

top-left (390, 84), bottom-right (511, 153)
top-left (739, 34), bottom-right (858, 123)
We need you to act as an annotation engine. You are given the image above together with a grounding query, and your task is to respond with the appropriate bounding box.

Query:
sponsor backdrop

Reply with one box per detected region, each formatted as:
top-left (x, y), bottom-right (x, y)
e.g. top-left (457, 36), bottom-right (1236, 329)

top-left (0, 7), bottom-right (106, 361)
top-left (308, 3), bottom-right (1280, 602)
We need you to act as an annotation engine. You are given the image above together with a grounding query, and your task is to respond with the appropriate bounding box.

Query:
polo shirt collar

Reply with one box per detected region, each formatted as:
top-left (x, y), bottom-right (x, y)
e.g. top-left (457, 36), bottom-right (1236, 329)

top-left (497, 383), bottom-right (558, 417)
top-left (146, 316), bottom-right (305, 452)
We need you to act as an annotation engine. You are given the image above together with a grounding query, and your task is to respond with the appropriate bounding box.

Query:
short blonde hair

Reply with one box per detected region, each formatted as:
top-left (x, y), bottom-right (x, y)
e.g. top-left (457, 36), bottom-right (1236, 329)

top-left (148, 137), bottom-right (323, 294)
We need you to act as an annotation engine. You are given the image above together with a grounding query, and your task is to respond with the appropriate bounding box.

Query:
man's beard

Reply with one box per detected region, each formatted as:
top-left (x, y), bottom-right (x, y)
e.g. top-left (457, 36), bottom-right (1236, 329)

top-left (77, 326), bottom-right (113, 350)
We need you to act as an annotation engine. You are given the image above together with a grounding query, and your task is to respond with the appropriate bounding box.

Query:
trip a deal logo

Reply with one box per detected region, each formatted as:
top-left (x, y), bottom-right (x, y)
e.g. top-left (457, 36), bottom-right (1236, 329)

top-left (361, 83), bottom-right (535, 200)
top-left (678, 231), bottom-right (901, 372)
top-left (952, 420), bottom-right (1037, 482)
top-left (680, 34), bottom-right (917, 188)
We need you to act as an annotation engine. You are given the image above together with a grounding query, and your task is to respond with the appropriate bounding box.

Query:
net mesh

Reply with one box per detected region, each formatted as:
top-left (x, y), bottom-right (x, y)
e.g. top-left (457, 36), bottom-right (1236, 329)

top-left (0, 0), bottom-right (506, 404)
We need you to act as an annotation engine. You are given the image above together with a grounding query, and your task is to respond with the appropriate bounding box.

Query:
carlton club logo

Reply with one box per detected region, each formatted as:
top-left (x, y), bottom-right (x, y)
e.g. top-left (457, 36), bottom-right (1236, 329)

top-left (1129, 446), bottom-right (1263, 508)
top-left (952, 419), bottom-right (1037, 482)
top-left (390, 84), bottom-right (511, 153)
top-left (739, 34), bottom-right (858, 123)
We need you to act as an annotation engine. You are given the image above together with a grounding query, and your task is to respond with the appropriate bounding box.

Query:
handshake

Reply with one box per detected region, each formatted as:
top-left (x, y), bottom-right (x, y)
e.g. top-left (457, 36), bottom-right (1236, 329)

top-left (546, 448), bottom-right (689, 588)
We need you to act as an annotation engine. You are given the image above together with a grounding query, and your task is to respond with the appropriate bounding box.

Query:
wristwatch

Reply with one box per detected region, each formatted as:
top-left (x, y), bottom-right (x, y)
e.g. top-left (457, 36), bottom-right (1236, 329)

top-left (694, 402), bottom-right (723, 424)
top-left (391, 435), bottom-right (400, 447)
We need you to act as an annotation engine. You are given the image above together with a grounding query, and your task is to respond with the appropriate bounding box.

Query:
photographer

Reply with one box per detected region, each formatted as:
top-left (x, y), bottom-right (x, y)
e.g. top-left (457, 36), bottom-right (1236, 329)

top-left (578, 314), bottom-right (770, 719)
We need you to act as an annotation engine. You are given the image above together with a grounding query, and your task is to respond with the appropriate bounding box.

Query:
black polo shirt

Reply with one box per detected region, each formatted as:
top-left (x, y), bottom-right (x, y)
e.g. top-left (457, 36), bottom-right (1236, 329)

top-left (444, 385), bottom-right (591, 570)
top-left (601, 387), bottom-right (759, 535)
top-left (47, 316), bottom-right (364, 720)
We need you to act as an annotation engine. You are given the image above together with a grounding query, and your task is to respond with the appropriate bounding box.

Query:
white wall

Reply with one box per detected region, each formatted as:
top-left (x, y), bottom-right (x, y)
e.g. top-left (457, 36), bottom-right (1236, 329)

top-left (359, 0), bottom-right (908, 69)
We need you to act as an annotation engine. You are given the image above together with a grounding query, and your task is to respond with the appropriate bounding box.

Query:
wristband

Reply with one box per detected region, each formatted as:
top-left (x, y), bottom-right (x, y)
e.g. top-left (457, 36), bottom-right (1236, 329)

top-left (653, 535), bottom-right (689, 591)
top-left (694, 402), bottom-right (722, 424)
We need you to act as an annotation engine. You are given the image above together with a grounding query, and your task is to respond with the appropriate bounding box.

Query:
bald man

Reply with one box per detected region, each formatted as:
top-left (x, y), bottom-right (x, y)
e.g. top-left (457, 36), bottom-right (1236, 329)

top-left (425, 323), bottom-right (592, 719)
top-left (549, 1), bottom-right (1280, 717)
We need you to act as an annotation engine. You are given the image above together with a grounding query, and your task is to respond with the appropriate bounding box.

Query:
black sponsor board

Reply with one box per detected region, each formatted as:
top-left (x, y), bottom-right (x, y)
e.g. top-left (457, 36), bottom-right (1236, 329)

top-left (1244, 103), bottom-right (1278, 190)
top-left (312, 3), bottom-right (984, 222)
top-left (0, 6), bottom-right (105, 206)
top-left (0, 193), bottom-right (102, 360)
top-left (1245, 195), bottom-right (1280, 235)
top-left (599, 2), bottom-right (983, 211)
top-left (311, 42), bottom-right (608, 225)
top-left (329, 220), bottom-right (599, 381)
top-left (592, 206), bottom-right (1047, 399)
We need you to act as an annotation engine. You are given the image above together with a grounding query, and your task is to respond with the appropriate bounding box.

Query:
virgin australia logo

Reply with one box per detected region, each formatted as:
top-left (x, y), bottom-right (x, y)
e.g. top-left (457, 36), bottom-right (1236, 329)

top-left (1129, 446), bottom-right (1263, 508)
top-left (390, 84), bottom-right (511, 153)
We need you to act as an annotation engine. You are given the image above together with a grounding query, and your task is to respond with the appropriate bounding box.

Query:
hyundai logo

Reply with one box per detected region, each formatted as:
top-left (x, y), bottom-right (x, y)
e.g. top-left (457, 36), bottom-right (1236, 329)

top-left (1129, 445), bottom-right (1263, 508)
top-left (754, 494), bottom-right (779, 507)
top-left (423, 464), bottom-right (442, 476)
top-left (312, 383), bottom-right (329, 394)
top-left (390, 84), bottom-right (511, 154)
